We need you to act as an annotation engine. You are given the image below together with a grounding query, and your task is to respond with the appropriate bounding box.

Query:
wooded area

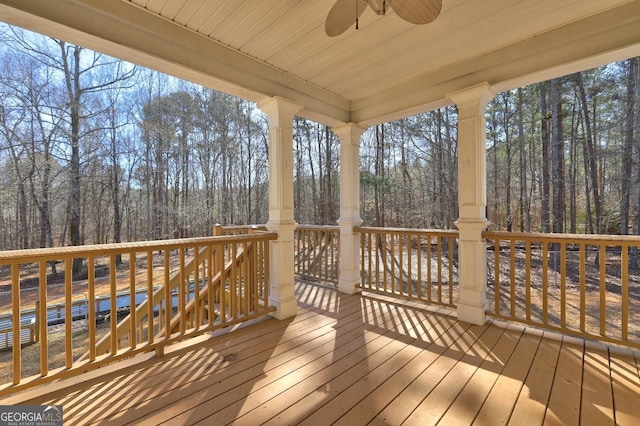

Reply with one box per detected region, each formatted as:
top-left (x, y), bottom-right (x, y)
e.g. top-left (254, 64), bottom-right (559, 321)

top-left (0, 24), bottom-right (639, 252)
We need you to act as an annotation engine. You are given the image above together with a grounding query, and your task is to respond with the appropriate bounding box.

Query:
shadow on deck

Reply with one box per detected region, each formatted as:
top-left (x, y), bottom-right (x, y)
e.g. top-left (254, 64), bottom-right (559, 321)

top-left (2, 281), bottom-right (639, 425)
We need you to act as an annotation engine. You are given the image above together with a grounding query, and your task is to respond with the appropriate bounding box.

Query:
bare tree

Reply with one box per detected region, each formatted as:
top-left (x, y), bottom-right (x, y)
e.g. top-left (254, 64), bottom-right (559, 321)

top-left (2, 28), bottom-right (136, 271)
top-left (540, 82), bottom-right (551, 233)
top-left (550, 79), bottom-right (565, 234)
top-left (575, 72), bottom-right (601, 233)
top-left (621, 58), bottom-right (638, 234)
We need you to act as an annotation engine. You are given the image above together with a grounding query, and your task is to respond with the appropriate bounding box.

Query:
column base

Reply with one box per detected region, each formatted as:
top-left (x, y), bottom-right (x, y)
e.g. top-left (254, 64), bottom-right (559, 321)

top-left (456, 302), bottom-right (487, 325)
top-left (338, 278), bottom-right (361, 295)
top-left (269, 295), bottom-right (297, 320)
top-left (337, 218), bottom-right (362, 296)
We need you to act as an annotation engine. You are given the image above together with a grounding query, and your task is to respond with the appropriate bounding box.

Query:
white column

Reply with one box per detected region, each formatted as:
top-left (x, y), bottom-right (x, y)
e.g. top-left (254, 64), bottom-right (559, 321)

top-left (333, 123), bottom-right (366, 294)
top-left (257, 96), bottom-right (302, 320)
top-left (448, 83), bottom-right (495, 325)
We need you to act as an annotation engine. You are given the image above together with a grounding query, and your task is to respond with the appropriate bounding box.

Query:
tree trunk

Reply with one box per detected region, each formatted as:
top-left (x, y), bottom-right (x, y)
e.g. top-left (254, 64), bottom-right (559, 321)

top-left (621, 58), bottom-right (637, 234)
top-left (568, 103), bottom-right (578, 233)
top-left (374, 124), bottom-right (385, 227)
top-left (633, 57), bottom-right (640, 235)
top-left (518, 88), bottom-right (530, 231)
top-left (324, 124), bottom-right (336, 224)
top-left (61, 43), bottom-right (84, 274)
top-left (541, 83), bottom-right (551, 233)
top-left (9, 149), bottom-right (29, 249)
top-left (502, 92), bottom-right (513, 231)
top-left (550, 79), bottom-right (565, 234)
top-left (109, 108), bottom-right (123, 264)
top-left (575, 72), bottom-right (602, 233)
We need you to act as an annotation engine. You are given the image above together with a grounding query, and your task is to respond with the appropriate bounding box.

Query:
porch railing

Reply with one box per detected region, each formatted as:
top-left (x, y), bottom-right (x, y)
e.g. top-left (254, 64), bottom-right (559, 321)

top-left (294, 225), bottom-right (340, 285)
top-left (483, 231), bottom-right (640, 349)
top-left (0, 230), bottom-right (276, 395)
top-left (4, 224), bottom-right (639, 396)
top-left (355, 227), bottom-right (459, 307)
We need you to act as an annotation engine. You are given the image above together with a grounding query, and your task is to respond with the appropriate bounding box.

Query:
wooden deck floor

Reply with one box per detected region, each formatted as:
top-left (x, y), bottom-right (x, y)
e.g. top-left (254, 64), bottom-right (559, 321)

top-left (3, 281), bottom-right (640, 425)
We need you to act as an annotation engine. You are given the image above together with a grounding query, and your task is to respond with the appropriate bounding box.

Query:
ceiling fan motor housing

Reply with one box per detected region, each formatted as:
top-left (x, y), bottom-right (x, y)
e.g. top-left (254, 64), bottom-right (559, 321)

top-left (367, 0), bottom-right (391, 15)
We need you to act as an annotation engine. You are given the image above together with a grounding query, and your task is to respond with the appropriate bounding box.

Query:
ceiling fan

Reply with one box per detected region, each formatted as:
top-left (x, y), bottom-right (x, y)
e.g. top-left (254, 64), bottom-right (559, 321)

top-left (325, 0), bottom-right (442, 36)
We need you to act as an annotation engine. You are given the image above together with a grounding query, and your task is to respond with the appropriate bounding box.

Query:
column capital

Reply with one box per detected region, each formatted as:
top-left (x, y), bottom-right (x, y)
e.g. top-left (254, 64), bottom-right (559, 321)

top-left (447, 83), bottom-right (495, 117)
top-left (332, 122), bottom-right (367, 146)
top-left (257, 96), bottom-right (302, 127)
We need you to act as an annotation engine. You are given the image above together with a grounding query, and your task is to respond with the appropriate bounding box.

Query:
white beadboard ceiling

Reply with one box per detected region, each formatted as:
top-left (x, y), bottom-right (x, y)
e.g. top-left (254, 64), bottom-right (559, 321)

top-left (0, 0), bottom-right (639, 125)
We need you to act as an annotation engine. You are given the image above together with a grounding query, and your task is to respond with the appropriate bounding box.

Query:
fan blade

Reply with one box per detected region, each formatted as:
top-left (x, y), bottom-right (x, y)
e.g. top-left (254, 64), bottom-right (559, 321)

top-left (325, 0), bottom-right (368, 37)
top-left (391, 0), bottom-right (442, 25)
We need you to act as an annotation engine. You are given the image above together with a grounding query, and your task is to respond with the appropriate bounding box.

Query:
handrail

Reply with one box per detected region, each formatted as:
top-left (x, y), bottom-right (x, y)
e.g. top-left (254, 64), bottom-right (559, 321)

top-left (355, 226), bottom-right (459, 236)
top-left (0, 234), bottom-right (264, 262)
top-left (483, 230), bottom-right (640, 243)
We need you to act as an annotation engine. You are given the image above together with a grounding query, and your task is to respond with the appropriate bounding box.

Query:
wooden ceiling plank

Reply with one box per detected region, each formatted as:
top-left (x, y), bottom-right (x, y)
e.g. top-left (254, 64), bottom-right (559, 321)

top-left (196, 0), bottom-right (243, 36)
top-left (241, 1), bottom-right (328, 58)
top-left (141, 0), bottom-right (167, 14)
top-left (223, 0), bottom-right (299, 48)
top-left (206, 1), bottom-right (259, 41)
top-left (159, 0), bottom-right (183, 18)
top-left (172, 0), bottom-right (208, 26)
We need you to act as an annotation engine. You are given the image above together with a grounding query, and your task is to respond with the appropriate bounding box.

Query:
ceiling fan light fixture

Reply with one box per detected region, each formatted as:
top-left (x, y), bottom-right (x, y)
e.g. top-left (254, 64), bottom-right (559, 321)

top-left (367, 0), bottom-right (391, 15)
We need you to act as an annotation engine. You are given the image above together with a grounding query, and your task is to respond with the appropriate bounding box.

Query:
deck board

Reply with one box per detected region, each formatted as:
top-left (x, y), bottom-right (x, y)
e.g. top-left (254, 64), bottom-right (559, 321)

top-left (2, 281), bottom-right (639, 426)
top-left (272, 310), bottom-right (457, 426)
top-left (354, 319), bottom-right (471, 426)
top-left (401, 324), bottom-right (506, 426)
top-left (544, 337), bottom-right (585, 425)
top-left (580, 341), bottom-right (616, 425)
top-left (436, 323), bottom-right (525, 426)
top-left (472, 328), bottom-right (543, 425)
top-left (121, 298), bottom-right (366, 424)
top-left (508, 330), bottom-right (562, 425)
top-left (609, 347), bottom-right (640, 425)
top-left (158, 295), bottom-right (414, 425)
top-left (334, 321), bottom-right (482, 425)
